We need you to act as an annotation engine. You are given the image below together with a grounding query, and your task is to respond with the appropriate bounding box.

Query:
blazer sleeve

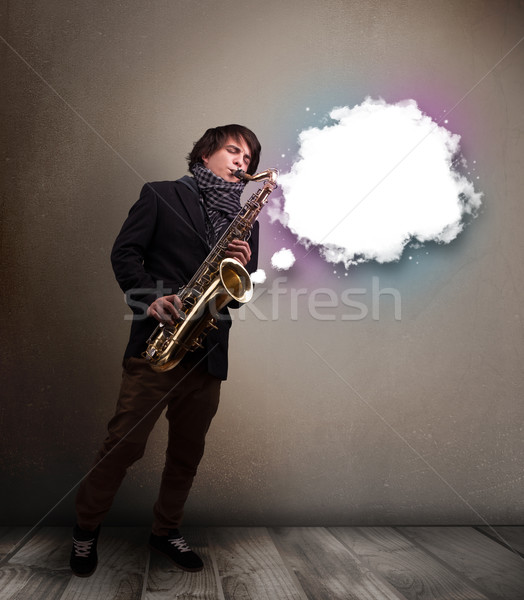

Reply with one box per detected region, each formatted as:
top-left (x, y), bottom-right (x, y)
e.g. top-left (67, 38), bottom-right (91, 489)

top-left (245, 220), bottom-right (259, 275)
top-left (110, 183), bottom-right (159, 310)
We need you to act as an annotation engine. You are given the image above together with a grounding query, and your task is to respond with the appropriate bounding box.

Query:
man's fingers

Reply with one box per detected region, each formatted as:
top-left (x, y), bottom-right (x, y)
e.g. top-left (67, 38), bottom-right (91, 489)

top-left (164, 296), bottom-right (182, 315)
top-left (148, 295), bottom-right (183, 324)
top-left (167, 294), bottom-right (182, 310)
top-left (226, 240), bottom-right (251, 266)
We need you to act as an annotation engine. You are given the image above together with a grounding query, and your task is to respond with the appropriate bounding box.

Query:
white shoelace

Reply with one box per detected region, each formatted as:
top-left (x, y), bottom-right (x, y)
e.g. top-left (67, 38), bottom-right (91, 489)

top-left (168, 536), bottom-right (191, 553)
top-left (72, 537), bottom-right (94, 557)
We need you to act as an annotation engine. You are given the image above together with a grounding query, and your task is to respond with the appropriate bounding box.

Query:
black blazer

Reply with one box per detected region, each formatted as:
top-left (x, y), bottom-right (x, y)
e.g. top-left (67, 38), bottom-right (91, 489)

top-left (110, 179), bottom-right (259, 380)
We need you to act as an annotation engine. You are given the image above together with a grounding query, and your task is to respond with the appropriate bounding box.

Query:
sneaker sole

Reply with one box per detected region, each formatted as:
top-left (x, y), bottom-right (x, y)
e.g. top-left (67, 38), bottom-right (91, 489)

top-left (70, 561), bottom-right (98, 578)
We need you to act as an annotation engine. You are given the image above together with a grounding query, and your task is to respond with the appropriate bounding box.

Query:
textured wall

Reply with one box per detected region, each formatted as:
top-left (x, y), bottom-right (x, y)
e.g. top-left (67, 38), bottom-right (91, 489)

top-left (1, 0), bottom-right (523, 527)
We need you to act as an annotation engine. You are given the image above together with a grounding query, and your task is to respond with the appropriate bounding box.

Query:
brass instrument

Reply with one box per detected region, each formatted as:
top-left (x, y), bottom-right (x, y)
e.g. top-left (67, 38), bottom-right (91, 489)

top-left (143, 167), bottom-right (278, 372)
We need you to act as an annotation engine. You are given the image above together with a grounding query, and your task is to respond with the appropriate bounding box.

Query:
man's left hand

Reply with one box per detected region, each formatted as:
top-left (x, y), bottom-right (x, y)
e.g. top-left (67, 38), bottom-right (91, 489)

top-left (225, 239), bottom-right (251, 266)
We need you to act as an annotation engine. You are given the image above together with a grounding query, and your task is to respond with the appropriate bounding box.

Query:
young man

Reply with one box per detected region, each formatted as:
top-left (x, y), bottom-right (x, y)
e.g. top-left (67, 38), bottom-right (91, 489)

top-left (70, 125), bottom-right (261, 576)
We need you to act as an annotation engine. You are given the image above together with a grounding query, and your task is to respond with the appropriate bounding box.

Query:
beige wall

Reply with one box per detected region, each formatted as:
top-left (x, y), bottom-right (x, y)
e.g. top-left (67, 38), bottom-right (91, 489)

top-left (1, 0), bottom-right (523, 526)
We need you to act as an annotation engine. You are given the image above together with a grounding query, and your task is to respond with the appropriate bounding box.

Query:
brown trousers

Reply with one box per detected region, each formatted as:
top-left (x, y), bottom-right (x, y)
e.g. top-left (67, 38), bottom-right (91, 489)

top-left (75, 356), bottom-right (221, 536)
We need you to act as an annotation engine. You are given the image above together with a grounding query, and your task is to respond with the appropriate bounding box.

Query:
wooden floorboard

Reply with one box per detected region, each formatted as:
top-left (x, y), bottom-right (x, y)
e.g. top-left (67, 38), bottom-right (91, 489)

top-left (271, 527), bottom-right (405, 600)
top-left (330, 526), bottom-right (490, 600)
top-left (0, 526), bottom-right (523, 600)
top-left (401, 526), bottom-right (524, 600)
top-left (0, 527), bottom-right (33, 562)
top-left (211, 527), bottom-right (305, 600)
top-left (0, 527), bottom-right (73, 600)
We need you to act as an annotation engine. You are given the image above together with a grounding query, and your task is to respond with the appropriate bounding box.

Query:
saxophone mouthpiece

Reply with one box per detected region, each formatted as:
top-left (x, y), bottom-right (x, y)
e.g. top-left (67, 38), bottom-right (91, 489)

top-left (233, 169), bottom-right (252, 181)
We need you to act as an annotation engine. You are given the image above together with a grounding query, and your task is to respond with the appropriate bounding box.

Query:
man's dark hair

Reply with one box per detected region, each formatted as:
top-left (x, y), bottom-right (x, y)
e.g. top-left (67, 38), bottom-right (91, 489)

top-left (187, 124), bottom-right (261, 175)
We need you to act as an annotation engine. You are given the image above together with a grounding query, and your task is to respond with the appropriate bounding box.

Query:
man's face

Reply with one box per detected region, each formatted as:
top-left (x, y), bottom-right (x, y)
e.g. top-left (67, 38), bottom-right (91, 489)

top-left (202, 136), bottom-right (252, 182)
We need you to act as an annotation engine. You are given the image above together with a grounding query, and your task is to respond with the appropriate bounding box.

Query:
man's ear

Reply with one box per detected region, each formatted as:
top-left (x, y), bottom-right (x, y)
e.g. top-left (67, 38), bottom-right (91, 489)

top-left (201, 155), bottom-right (208, 167)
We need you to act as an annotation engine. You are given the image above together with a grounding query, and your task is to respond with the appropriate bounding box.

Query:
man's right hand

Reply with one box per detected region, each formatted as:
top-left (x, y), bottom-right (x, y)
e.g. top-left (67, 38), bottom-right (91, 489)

top-left (147, 294), bottom-right (183, 325)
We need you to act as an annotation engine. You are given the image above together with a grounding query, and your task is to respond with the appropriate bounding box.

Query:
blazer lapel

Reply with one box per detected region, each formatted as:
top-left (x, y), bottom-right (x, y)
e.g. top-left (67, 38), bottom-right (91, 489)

top-left (173, 179), bottom-right (209, 251)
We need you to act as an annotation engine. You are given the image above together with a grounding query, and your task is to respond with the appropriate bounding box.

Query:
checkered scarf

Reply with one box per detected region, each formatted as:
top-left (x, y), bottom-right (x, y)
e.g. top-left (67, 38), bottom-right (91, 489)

top-left (192, 163), bottom-right (246, 241)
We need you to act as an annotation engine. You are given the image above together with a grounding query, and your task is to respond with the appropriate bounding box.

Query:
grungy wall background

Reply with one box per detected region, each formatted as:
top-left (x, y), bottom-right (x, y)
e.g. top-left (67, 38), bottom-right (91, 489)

top-left (1, 0), bottom-right (524, 527)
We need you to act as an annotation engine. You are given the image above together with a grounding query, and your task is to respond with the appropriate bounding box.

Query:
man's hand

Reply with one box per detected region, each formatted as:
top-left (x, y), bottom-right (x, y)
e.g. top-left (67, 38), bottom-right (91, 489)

top-left (225, 239), bottom-right (251, 266)
top-left (147, 294), bottom-right (183, 325)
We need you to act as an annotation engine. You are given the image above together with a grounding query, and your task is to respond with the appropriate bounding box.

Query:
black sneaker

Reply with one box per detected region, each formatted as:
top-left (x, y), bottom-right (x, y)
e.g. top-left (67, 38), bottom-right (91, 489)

top-left (149, 529), bottom-right (204, 572)
top-left (69, 524), bottom-right (100, 577)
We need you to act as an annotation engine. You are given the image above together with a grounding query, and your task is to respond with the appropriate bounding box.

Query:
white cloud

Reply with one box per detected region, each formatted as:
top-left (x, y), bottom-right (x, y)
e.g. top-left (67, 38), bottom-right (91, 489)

top-left (277, 98), bottom-right (483, 267)
top-left (271, 248), bottom-right (296, 271)
top-left (250, 268), bottom-right (267, 284)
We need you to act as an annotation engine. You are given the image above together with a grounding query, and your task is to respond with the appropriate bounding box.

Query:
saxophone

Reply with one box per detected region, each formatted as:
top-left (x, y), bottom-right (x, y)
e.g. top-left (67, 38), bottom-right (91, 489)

top-left (143, 167), bottom-right (278, 372)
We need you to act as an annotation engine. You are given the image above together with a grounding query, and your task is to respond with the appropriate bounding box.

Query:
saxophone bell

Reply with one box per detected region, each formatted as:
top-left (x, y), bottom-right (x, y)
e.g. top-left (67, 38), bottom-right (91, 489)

top-left (144, 257), bottom-right (253, 372)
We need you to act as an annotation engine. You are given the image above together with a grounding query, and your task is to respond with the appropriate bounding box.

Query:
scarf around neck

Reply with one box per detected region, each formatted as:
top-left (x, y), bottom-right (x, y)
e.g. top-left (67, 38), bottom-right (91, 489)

top-left (192, 163), bottom-right (246, 240)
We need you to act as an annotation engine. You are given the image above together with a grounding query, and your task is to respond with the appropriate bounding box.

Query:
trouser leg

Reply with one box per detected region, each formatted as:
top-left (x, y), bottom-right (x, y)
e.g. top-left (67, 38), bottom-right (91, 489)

top-left (152, 366), bottom-right (221, 535)
top-left (75, 357), bottom-right (187, 531)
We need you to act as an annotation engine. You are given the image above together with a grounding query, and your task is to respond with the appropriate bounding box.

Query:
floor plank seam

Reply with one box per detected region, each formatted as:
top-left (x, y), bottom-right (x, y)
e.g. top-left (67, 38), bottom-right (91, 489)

top-left (208, 528), bottom-right (227, 600)
top-left (266, 527), bottom-right (311, 600)
top-left (139, 546), bottom-right (151, 600)
top-left (326, 527), bottom-right (409, 600)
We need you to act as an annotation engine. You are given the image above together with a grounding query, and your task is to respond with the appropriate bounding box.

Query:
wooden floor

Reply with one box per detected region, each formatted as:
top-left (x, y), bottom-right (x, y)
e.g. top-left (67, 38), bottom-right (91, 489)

top-left (1, 526), bottom-right (523, 599)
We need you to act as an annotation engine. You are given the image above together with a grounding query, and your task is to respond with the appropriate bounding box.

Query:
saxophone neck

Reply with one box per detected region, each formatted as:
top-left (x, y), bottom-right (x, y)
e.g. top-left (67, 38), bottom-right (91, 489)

top-left (234, 168), bottom-right (278, 187)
